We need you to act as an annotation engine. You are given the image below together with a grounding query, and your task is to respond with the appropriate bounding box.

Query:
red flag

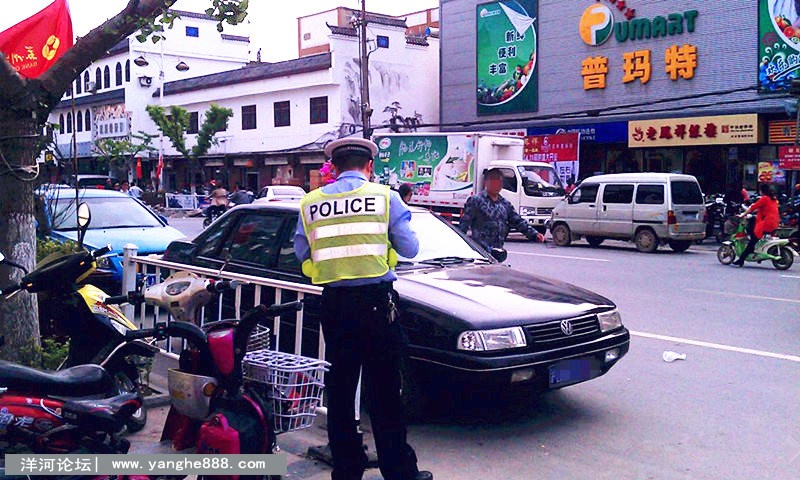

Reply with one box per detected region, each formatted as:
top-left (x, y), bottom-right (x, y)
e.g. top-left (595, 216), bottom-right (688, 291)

top-left (156, 153), bottom-right (164, 179)
top-left (0, 0), bottom-right (73, 79)
top-left (136, 157), bottom-right (143, 179)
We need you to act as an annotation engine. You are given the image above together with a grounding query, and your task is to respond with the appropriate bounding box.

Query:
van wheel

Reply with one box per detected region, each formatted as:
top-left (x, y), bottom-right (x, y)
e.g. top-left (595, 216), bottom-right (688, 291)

top-left (634, 228), bottom-right (658, 253)
top-left (551, 224), bottom-right (572, 246)
top-left (586, 236), bottom-right (604, 247)
top-left (668, 240), bottom-right (692, 253)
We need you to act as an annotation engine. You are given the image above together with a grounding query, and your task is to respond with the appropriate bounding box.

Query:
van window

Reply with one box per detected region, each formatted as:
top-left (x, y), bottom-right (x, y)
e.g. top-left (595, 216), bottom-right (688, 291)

top-left (602, 184), bottom-right (634, 204)
top-left (572, 184), bottom-right (598, 203)
top-left (635, 185), bottom-right (665, 204)
top-left (499, 168), bottom-right (517, 193)
top-left (671, 180), bottom-right (703, 205)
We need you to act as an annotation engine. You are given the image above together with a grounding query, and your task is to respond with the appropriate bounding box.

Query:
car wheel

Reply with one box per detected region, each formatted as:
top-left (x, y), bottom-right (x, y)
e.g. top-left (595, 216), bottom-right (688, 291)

top-left (551, 223), bottom-right (572, 247)
top-left (769, 245), bottom-right (794, 270)
top-left (585, 236), bottom-right (604, 247)
top-left (114, 367), bottom-right (147, 433)
top-left (668, 240), bottom-right (692, 252)
top-left (717, 244), bottom-right (735, 265)
top-left (634, 228), bottom-right (658, 253)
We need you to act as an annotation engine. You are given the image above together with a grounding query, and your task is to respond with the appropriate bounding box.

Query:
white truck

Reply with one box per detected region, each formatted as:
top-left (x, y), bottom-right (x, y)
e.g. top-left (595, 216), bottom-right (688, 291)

top-left (372, 132), bottom-right (565, 231)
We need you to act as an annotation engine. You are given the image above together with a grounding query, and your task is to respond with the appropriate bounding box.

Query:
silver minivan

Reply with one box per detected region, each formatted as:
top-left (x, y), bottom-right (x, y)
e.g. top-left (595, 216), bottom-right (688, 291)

top-left (549, 173), bottom-right (706, 252)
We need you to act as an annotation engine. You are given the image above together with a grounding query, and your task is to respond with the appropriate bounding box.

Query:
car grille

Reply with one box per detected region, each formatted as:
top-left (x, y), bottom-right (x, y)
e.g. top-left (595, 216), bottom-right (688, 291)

top-left (525, 314), bottom-right (600, 348)
top-left (537, 207), bottom-right (553, 216)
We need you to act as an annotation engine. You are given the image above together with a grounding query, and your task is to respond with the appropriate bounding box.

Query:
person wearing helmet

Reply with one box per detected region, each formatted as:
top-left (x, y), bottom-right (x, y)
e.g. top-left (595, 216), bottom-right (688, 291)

top-left (294, 137), bottom-right (432, 480)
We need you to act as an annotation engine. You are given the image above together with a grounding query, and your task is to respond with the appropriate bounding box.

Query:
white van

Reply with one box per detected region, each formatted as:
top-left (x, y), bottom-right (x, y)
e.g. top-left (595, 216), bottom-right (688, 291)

top-left (549, 173), bottom-right (706, 252)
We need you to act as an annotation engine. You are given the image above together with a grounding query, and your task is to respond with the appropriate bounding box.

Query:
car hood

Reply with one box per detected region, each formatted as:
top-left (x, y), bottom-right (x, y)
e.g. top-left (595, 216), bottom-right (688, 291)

top-left (53, 226), bottom-right (185, 254)
top-left (395, 264), bottom-right (614, 329)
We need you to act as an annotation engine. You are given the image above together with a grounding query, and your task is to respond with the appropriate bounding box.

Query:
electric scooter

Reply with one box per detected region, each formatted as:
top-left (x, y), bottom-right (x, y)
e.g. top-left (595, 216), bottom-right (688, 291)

top-left (716, 215), bottom-right (794, 270)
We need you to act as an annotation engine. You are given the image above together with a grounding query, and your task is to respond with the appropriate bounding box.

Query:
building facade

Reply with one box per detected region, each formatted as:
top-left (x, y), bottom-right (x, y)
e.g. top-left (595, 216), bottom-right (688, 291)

top-left (440, 0), bottom-right (796, 195)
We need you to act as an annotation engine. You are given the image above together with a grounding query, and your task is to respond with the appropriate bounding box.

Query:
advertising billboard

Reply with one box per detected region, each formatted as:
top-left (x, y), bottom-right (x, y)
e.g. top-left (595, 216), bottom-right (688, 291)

top-left (759, 0), bottom-right (800, 91)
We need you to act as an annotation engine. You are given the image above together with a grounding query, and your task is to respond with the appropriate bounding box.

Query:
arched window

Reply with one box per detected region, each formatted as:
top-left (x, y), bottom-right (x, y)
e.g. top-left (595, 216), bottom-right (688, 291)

top-left (125, 60), bottom-right (130, 82)
top-left (85, 110), bottom-right (92, 132)
top-left (75, 76), bottom-right (82, 94)
top-left (59, 114), bottom-right (65, 133)
top-left (115, 62), bottom-right (122, 86)
top-left (84, 71), bottom-right (90, 92)
top-left (95, 68), bottom-right (102, 90)
top-left (66, 112), bottom-right (73, 133)
top-left (76, 111), bottom-right (83, 132)
top-left (103, 66), bottom-right (110, 89)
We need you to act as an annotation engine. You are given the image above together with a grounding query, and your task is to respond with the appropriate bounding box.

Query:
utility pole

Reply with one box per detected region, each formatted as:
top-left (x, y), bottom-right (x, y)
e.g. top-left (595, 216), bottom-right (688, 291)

top-left (358, 0), bottom-right (372, 139)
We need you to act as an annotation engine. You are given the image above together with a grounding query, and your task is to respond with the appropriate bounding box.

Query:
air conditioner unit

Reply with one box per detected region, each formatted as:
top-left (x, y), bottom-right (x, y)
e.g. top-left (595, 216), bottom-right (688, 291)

top-left (138, 76), bottom-right (153, 87)
top-left (85, 81), bottom-right (97, 93)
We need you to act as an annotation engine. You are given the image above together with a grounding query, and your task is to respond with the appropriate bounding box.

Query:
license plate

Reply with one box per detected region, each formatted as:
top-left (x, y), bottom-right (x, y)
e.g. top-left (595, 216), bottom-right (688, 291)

top-left (548, 358), bottom-right (593, 387)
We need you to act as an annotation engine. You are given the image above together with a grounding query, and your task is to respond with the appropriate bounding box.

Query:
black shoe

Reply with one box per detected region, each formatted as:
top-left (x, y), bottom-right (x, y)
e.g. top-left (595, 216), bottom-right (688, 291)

top-left (414, 472), bottom-right (433, 480)
top-left (732, 258), bottom-right (744, 267)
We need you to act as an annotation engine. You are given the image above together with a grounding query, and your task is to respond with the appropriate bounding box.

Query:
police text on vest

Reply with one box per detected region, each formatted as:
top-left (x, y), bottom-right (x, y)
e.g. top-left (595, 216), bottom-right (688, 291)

top-left (305, 195), bottom-right (386, 223)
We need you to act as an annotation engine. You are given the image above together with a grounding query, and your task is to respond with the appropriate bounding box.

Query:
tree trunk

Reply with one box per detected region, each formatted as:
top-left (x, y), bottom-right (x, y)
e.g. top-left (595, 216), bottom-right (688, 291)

top-left (0, 116), bottom-right (41, 365)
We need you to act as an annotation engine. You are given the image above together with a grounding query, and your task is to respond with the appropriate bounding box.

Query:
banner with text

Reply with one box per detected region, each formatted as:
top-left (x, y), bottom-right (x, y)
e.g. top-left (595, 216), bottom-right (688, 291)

top-left (628, 114), bottom-right (760, 147)
top-left (778, 145), bottom-right (800, 169)
top-left (523, 133), bottom-right (580, 184)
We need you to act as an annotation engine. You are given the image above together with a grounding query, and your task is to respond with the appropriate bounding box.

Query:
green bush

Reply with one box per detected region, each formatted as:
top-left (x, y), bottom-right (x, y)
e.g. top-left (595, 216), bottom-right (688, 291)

top-left (39, 337), bottom-right (70, 370)
top-left (37, 237), bottom-right (81, 263)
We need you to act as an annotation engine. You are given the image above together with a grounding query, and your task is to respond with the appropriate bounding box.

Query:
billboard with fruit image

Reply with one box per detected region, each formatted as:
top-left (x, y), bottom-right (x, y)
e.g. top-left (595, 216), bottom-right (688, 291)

top-left (759, 0), bottom-right (800, 91)
top-left (476, 1), bottom-right (538, 115)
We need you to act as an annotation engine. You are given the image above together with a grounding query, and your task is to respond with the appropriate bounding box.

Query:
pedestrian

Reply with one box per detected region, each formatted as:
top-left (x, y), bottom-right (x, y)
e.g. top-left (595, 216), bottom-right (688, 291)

top-left (734, 183), bottom-right (779, 267)
top-left (129, 180), bottom-right (143, 198)
top-left (459, 167), bottom-right (545, 251)
top-left (564, 176), bottom-right (576, 194)
top-left (119, 180), bottom-right (131, 195)
top-left (229, 182), bottom-right (253, 205)
top-left (294, 137), bottom-right (432, 480)
top-left (209, 185), bottom-right (229, 207)
top-left (398, 182), bottom-right (413, 204)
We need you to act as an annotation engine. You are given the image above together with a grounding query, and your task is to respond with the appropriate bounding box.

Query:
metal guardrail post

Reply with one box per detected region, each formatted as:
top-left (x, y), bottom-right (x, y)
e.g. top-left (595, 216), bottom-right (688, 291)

top-left (121, 243), bottom-right (139, 320)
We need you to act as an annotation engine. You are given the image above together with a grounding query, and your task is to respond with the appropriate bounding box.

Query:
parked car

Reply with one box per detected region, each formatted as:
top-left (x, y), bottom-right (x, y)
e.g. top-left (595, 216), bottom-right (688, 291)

top-left (162, 202), bottom-right (630, 415)
top-left (253, 185), bottom-right (306, 203)
top-left (36, 188), bottom-right (185, 292)
top-left (69, 174), bottom-right (119, 189)
top-left (549, 173), bottom-right (706, 253)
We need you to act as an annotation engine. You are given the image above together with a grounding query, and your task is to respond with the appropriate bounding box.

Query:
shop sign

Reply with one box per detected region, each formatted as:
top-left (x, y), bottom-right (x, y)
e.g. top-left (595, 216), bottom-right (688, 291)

top-left (758, 0), bottom-right (800, 92)
top-left (476, 0), bottom-right (538, 116)
top-left (767, 120), bottom-right (799, 143)
top-left (778, 146), bottom-right (800, 169)
top-left (628, 114), bottom-right (760, 147)
top-left (233, 159), bottom-right (254, 167)
top-left (523, 133), bottom-right (580, 162)
top-left (526, 121), bottom-right (627, 143)
top-left (758, 161), bottom-right (787, 184)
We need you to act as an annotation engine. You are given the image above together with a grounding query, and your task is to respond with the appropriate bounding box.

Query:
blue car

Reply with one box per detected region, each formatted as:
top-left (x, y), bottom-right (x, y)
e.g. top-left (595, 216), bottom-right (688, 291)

top-left (37, 188), bottom-right (185, 292)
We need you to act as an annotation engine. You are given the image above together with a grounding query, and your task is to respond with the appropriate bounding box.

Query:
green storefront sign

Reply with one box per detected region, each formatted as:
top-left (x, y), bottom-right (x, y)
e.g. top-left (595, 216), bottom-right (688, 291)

top-left (759, 0), bottom-right (800, 92)
top-left (476, 0), bottom-right (538, 116)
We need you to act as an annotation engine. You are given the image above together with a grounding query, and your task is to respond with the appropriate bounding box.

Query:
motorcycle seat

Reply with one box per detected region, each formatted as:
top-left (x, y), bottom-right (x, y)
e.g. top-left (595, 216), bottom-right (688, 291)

top-left (62, 392), bottom-right (142, 433)
top-left (0, 361), bottom-right (114, 397)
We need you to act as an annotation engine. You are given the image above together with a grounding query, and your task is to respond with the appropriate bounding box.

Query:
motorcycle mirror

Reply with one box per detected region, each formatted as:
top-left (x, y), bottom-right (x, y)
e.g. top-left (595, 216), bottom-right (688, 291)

top-left (77, 202), bottom-right (91, 248)
top-left (490, 248), bottom-right (508, 263)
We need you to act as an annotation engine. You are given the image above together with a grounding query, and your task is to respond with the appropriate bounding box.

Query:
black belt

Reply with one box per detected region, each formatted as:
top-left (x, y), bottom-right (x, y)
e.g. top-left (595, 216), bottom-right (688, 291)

top-left (324, 282), bottom-right (393, 292)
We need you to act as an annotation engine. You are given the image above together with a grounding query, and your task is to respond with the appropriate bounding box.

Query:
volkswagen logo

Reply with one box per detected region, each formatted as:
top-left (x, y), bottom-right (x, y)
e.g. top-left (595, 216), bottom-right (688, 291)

top-left (560, 320), bottom-right (574, 336)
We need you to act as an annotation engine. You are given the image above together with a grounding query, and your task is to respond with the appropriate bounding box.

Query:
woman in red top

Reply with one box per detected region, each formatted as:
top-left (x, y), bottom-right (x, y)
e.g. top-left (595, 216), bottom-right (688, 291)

top-left (733, 184), bottom-right (780, 266)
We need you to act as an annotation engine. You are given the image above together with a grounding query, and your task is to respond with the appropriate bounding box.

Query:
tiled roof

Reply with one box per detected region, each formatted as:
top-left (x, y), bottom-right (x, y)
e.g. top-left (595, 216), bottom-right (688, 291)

top-left (54, 88), bottom-right (126, 110)
top-left (157, 53), bottom-right (332, 97)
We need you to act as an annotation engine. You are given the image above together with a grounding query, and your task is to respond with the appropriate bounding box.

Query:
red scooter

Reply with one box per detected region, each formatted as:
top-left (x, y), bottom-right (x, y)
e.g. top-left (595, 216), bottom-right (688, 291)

top-left (123, 271), bottom-right (327, 480)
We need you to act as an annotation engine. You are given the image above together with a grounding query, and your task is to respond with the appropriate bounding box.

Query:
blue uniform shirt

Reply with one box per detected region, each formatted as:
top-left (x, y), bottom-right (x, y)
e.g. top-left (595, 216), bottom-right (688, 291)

top-left (294, 171), bottom-right (419, 286)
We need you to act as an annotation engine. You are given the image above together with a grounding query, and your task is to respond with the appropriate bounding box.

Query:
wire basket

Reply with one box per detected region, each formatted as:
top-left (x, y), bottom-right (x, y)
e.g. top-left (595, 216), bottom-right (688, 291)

top-left (242, 350), bottom-right (330, 434)
top-left (246, 324), bottom-right (271, 352)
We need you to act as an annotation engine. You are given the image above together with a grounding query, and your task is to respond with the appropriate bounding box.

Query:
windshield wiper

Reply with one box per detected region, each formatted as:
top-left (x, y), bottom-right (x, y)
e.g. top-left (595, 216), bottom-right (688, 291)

top-left (418, 256), bottom-right (489, 266)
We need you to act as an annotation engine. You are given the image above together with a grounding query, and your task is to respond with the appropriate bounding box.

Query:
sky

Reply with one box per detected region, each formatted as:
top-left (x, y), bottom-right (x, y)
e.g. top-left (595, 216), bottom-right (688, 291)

top-left (3, 0), bottom-right (439, 62)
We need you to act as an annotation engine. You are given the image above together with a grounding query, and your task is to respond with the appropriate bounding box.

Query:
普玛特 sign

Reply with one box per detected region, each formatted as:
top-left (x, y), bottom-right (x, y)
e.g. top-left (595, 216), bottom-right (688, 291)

top-left (628, 114), bottom-right (760, 147)
top-left (476, 0), bottom-right (538, 116)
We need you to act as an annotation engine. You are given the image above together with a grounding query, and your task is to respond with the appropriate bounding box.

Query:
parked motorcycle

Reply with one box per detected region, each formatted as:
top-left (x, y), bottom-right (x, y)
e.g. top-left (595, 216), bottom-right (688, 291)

top-left (123, 271), bottom-right (328, 480)
top-left (716, 215), bottom-right (794, 270)
top-left (202, 204), bottom-right (228, 228)
top-left (0, 251), bottom-right (144, 476)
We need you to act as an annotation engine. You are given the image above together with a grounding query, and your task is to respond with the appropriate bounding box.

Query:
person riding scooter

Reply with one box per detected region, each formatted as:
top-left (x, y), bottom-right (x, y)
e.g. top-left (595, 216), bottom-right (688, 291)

top-left (734, 183), bottom-right (779, 267)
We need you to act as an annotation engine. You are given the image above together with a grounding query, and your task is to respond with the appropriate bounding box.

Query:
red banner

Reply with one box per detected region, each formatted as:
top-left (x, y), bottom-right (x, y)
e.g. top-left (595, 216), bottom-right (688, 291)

top-left (778, 145), bottom-right (800, 170)
top-left (523, 133), bottom-right (580, 162)
top-left (0, 0), bottom-right (73, 79)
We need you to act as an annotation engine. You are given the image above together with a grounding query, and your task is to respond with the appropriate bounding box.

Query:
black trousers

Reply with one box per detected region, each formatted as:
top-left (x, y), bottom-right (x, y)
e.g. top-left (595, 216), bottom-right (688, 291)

top-left (320, 282), bottom-right (420, 480)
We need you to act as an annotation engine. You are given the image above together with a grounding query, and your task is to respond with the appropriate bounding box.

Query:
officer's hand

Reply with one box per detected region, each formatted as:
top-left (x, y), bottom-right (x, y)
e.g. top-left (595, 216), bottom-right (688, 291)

top-left (534, 232), bottom-right (545, 243)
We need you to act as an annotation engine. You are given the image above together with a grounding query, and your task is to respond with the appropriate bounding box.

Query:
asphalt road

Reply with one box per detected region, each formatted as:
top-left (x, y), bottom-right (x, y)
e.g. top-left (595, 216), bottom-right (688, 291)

top-left (162, 218), bottom-right (799, 480)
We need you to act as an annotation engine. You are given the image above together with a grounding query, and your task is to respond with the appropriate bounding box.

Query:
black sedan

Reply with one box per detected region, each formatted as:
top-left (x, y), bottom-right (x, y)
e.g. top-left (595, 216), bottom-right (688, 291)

top-left (163, 202), bottom-right (630, 413)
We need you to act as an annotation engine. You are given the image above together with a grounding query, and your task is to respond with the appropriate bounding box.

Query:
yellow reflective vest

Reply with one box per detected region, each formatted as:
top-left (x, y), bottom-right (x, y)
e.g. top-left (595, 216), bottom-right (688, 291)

top-left (300, 182), bottom-right (392, 285)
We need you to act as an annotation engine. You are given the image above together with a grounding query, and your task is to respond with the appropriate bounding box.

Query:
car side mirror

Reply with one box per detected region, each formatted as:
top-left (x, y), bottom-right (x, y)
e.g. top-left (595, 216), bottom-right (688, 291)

top-left (0, 252), bottom-right (5, 263)
top-left (490, 248), bottom-right (507, 262)
top-left (567, 195), bottom-right (575, 204)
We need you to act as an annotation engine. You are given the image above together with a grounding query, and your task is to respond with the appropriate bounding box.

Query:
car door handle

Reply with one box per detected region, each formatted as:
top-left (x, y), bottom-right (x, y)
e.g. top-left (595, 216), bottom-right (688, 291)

top-left (588, 204), bottom-right (595, 208)
top-left (603, 205), bottom-right (607, 211)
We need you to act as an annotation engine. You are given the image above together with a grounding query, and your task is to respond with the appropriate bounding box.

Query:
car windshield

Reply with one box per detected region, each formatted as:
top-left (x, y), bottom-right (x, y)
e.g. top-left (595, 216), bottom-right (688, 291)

top-left (52, 197), bottom-right (162, 230)
top-left (399, 211), bottom-right (488, 264)
top-left (518, 165), bottom-right (565, 197)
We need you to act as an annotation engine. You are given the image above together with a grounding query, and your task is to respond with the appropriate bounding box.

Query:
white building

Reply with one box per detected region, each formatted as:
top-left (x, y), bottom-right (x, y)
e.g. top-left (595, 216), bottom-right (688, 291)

top-left (46, 8), bottom-right (250, 186)
top-left (155, 7), bottom-right (440, 192)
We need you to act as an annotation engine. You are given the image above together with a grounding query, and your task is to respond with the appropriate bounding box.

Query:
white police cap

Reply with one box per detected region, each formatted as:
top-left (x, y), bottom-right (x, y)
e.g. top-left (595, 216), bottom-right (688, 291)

top-left (324, 137), bottom-right (379, 160)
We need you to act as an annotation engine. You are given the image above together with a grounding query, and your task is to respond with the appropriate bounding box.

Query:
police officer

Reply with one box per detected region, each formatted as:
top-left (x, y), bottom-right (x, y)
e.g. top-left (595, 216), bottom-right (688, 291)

top-left (294, 137), bottom-right (432, 480)
top-left (459, 167), bottom-right (545, 251)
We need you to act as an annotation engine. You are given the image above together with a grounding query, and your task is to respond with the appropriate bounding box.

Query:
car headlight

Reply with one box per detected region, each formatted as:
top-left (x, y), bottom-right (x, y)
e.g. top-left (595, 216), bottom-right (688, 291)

top-left (96, 254), bottom-right (115, 270)
top-left (457, 327), bottom-right (527, 351)
top-left (519, 206), bottom-right (536, 217)
top-left (597, 309), bottom-right (623, 332)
